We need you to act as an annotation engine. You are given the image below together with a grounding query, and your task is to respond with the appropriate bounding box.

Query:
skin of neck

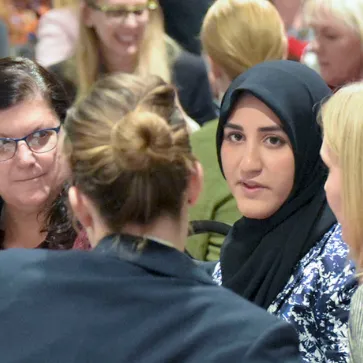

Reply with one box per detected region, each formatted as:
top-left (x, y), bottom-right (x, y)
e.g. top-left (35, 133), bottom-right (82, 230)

top-left (3, 204), bottom-right (46, 249)
top-left (89, 201), bottom-right (190, 253)
top-left (216, 71), bottom-right (232, 103)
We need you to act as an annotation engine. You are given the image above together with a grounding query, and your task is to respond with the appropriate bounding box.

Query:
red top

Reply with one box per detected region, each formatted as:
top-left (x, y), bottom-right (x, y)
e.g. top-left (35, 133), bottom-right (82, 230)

top-left (288, 36), bottom-right (308, 62)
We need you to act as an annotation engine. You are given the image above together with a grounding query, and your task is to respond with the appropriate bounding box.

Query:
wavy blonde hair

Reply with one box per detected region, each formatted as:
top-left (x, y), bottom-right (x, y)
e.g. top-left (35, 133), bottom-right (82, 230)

top-left (64, 73), bottom-right (196, 230)
top-left (75, 0), bottom-right (173, 100)
top-left (320, 82), bottom-right (363, 269)
top-left (201, 0), bottom-right (287, 80)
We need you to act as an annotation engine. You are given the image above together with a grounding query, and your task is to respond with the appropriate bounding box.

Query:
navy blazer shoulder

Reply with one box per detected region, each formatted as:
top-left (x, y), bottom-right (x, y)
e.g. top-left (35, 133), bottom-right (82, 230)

top-left (0, 236), bottom-right (302, 363)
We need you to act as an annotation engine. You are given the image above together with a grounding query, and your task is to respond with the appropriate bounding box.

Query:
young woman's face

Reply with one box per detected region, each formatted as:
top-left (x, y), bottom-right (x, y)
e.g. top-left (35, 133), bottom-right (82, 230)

top-left (221, 94), bottom-right (295, 219)
top-left (85, 0), bottom-right (151, 58)
top-left (0, 98), bottom-right (65, 213)
top-left (310, 8), bottom-right (363, 87)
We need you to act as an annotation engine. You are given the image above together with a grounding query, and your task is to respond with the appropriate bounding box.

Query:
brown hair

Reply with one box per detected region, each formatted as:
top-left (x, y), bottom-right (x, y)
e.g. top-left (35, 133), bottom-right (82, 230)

top-left (64, 73), bottom-right (196, 232)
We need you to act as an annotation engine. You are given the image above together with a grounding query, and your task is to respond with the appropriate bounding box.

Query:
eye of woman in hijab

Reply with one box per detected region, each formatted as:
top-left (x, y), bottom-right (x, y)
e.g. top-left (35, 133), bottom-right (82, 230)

top-left (221, 93), bottom-right (295, 220)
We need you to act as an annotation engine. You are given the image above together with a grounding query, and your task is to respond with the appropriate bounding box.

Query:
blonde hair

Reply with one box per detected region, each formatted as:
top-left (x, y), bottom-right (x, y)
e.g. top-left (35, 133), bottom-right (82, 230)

top-left (320, 82), bottom-right (363, 269)
top-left (304, 0), bottom-right (363, 42)
top-left (201, 0), bottom-right (287, 80)
top-left (75, 0), bottom-right (173, 100)
top-left (64, 73), bottom-right (196, 230)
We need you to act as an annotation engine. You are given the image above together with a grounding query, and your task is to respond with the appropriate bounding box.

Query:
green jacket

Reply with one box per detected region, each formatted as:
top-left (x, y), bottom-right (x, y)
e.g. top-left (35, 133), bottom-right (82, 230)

top-left (187, 119), bottom-right (241, 261)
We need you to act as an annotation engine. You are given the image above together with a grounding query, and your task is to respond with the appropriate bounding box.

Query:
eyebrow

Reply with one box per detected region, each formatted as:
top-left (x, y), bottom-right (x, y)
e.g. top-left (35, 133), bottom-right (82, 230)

top-left (224, 122), bottom-right (283, 133)
top-left (0, 124), bottom-right (46, 138)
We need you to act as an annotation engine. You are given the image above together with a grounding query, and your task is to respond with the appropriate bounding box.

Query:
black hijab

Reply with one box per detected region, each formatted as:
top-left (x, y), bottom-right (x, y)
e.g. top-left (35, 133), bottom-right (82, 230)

top-left (216, 60), bottom-right (336, 309)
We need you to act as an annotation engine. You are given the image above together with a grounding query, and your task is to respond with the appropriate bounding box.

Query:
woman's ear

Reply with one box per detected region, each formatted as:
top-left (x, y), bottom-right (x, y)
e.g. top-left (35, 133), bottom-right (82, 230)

top-left (187, 162), bottom-right (204, 206)
top-left (68, 186), bottom-right (93, 229)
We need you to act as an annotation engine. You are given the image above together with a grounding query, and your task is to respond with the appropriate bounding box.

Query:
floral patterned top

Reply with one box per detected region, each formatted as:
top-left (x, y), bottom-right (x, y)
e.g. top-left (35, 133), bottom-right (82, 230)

top-left (213, 224), bottom-right (357, 363)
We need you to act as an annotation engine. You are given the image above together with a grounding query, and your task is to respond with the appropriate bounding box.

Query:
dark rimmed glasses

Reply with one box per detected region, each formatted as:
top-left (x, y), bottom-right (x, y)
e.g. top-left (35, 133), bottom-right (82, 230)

top-left (87, 0), bottom-right (158, 19)
top-left (0, 125), bottom-right (61, 162)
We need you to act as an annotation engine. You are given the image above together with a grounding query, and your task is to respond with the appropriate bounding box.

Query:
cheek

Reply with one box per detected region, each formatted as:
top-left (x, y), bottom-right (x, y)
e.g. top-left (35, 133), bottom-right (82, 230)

top-left (0, 163), bottom-right (12, 191)
top-left (94, 22), bottom-right (113, 42)
top-left (220, 143), bottom-right (237, 180)
top-left (271, 149), bottom-right (295, 200)
top-left (331, 39), bottom-right (362, 71)
top-left (325, 172), bottom-right (343, 222)
top-left (137, 20), bottom-right (149, 39)
top-left (39, 148), bottom-right (65, 184)
top-left (267, 149), bottom-right (295, 198)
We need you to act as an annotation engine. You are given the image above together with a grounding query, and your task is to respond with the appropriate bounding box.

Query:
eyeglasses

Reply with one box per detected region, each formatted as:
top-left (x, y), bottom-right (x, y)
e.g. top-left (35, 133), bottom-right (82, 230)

top-left (0, 125), bottom-right (61, 162)
top-left (87, 0), bottom-right (158, 19)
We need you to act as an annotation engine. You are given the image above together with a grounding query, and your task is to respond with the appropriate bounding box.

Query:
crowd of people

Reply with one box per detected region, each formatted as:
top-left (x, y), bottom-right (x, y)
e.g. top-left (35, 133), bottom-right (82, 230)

top-left (0, 0), bottom-right (363, 362)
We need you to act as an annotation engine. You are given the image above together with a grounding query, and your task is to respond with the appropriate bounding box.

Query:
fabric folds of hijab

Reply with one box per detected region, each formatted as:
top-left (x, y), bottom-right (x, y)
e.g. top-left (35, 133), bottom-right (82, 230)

top-left (216, 60), bottom-right (336, 309)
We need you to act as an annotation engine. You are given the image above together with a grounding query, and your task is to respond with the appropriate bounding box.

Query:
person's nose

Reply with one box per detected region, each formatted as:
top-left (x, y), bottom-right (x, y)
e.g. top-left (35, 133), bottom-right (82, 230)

top-left (123, 13), bottom-right (138, 29)
top-left (15, 141), bottom-right (36, 167)
top-left (239, 141), bottom-right (263, 177)
top-left (310, 37), bottom-right (320, 54)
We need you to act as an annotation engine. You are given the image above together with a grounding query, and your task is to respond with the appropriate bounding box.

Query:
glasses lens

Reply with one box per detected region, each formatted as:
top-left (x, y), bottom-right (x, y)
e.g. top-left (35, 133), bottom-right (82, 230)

top-left (0, 139), bottom-right (16, 161)
top-left (27, 129), bottom-right (58, 153)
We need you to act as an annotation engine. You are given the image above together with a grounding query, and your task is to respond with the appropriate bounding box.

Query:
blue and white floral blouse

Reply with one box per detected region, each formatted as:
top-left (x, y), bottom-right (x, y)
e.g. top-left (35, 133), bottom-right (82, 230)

top-left (213, 224), bottom-right (357, 363)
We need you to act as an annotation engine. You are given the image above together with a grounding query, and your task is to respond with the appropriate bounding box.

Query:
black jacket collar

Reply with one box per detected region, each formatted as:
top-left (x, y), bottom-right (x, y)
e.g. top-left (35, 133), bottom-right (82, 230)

top-left (93, 234), bottom-right (215, 286)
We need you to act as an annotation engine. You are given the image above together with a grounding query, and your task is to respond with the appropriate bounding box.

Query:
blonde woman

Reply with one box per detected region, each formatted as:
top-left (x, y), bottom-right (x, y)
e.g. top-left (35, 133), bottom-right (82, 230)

top-left (187, 0), bottom-right (287, 261)
top-left (319, 83), bottom-right (363, 362)
top-left (49, 0), bottom-right (216, 125)
top-left (304, 0), bottom-right (363, 88)
top-left (35, 0), bottom-right (79, 67)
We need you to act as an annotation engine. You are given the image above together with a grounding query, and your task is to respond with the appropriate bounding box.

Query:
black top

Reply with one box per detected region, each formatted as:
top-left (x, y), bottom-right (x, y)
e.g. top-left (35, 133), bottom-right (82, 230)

top-left (159, 0), bottom-right (213, 55)
top-left (0, 234), bottom-right (302, 363)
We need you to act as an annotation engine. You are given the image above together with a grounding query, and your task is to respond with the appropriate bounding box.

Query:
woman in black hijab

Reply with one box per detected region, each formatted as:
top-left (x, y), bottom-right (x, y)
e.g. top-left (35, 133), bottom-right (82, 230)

top-left (213, 60), bottom-right (357, 363)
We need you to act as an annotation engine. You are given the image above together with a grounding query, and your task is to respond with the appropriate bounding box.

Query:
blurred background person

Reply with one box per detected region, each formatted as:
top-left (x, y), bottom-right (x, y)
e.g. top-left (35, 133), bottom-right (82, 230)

top-left (0, 57), bottom-right (76, 250)
top-left (49, 0), bottom-right (216, 126)
top-left (187, 0), bottom-right (288, 261)
top-left (0, 19), bottom-right (9, 58)
top-left (158, 0), bottom-right (212, 55)
top-left (35, 0), bottom-right (79, 67)
top-left (304, 0), bottom-right (363, 88)
top-left (269, 0), bottom-right (309, 61)
top-left (319, 82), bottom-right (363, 363)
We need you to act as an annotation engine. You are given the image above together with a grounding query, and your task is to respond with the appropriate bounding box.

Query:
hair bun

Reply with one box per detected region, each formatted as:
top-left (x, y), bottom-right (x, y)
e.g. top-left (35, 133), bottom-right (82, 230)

top-left (110, 111), bottom-right (173, 171)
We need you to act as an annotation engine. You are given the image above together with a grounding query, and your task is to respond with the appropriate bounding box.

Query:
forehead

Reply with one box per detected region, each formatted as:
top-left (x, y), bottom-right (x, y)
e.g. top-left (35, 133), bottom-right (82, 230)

top-left (229, 94), bottom-right (283, 128)
top-left (0, 98), bottom-right (58, 138)
top-left (309, 6), bottom-right (356, 33)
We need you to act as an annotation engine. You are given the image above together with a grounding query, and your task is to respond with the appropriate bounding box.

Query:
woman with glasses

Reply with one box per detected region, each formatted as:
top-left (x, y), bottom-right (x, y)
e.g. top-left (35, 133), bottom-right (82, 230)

top-left (49, 0), bottom-right (216, 126)
top-left (0, 56), bottom-right (76, 250)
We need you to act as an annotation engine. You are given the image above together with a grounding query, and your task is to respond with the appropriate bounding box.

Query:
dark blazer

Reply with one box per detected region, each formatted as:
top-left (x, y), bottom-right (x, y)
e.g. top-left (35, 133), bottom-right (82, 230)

top-left (0, 235), bottom-right (302, 363)
top-left (49, 51), bottom-right (217, 126)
